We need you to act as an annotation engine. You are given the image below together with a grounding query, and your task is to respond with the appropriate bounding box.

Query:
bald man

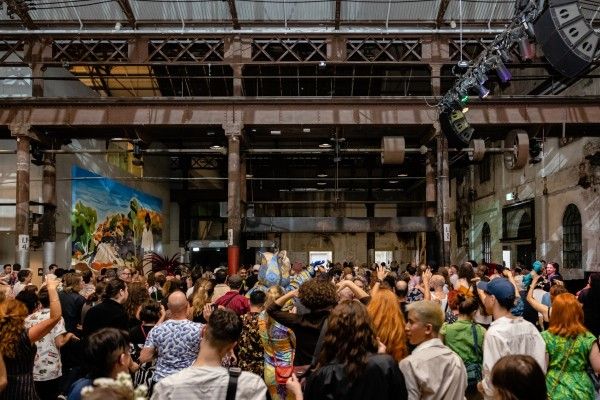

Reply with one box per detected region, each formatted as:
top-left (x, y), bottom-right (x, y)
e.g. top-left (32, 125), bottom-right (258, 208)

top-left (139, 291), bottom-right (203, 383)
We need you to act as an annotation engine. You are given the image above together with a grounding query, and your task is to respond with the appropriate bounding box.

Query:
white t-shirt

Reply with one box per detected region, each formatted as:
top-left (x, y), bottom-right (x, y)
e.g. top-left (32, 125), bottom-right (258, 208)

top-left (151, 365), bottom-right (267, 400)
top-left (24, 310), bottom-right (67, 381)
top-left (480, 316), bottom-right (547, 400)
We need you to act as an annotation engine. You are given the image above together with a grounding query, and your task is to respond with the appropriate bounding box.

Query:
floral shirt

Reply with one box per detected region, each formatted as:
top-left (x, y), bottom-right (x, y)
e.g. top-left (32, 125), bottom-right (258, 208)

top-left (24, 309), bottom-right (66, 381)
top-left (237, 312), bottom-right (264, 377)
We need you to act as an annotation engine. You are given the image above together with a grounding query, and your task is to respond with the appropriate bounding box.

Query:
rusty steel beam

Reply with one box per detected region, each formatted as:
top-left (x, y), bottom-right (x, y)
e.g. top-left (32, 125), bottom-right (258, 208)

top-left (4, 0), bottom-right (36, 30)
top-left (227, 0), bottom-right (241, 30)
top-left (115, 0), bottom-right (137, 27)
top-left (1, 97), bottom-right (600, 127)
top-left (245, 217), bottom-right (435, 233)
top-left (335, 0), bottom-right (342, 30)
top-left (436, 0), bottom-right (451, 27)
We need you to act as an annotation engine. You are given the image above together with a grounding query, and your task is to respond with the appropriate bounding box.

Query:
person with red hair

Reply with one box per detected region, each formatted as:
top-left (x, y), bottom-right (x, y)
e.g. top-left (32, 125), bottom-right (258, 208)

top-left (366, 287), bottom-right (408, 362)
top-left (541, 293), bottom-right (600, 400)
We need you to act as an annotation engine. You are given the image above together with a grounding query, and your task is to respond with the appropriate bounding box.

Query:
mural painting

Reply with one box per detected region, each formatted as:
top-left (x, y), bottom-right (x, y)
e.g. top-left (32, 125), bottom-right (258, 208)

top-left (71, 166), bottom-right (162, 270)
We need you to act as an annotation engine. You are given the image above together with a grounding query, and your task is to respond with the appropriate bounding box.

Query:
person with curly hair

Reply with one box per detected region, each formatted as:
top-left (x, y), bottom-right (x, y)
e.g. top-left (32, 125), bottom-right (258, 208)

top-left (288, 300), bottom-right (407, 400)
top-left (0, 276), bottom-right (62, 400)
top-left (123, 282), bottom-right (150, 329)
top-left (366, 288), bottom-right (408, 362)
top-left (266, 277), bottom-right (338, 366)
top-left (258, 286), bottom-right (295, 400)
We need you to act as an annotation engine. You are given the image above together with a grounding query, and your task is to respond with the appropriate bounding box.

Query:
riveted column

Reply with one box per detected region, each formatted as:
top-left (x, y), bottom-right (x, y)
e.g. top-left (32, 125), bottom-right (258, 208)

top-left (224, 122), bottom-right (244, 275)
top-left (11, 123), bottom-right (31, 268)
top-left (41, 152), bottom-right (57, 272)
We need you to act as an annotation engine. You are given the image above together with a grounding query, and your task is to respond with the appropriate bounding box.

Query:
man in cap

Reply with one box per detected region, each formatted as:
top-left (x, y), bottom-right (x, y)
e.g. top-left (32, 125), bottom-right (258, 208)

top-left (476, 277), bottom-right (546, 400)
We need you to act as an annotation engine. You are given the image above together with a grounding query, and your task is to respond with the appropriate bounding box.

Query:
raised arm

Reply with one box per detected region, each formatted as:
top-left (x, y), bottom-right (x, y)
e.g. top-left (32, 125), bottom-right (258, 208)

top-left (28, 277), bottom-right (62, 343)
top-left (422, 269), bottom-right (432, 301)
top-left (337, 280), bottom-right (369, 301)
top-left (526, 272), bottom-right (550, 322)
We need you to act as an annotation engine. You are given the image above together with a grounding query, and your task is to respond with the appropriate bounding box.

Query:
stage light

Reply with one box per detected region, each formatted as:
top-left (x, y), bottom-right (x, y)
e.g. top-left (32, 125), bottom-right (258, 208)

top-left (518, 36), bottom-right (535, 60)
top-left (495, 59), bottom-right (512, 83)
top-left (474, 70), bottom-right (490, 99)
top-left (132, 143), bottom-right (143, 166)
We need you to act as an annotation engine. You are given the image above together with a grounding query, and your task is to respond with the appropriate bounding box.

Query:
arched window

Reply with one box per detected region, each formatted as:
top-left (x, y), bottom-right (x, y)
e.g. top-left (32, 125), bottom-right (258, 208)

top-left (563, 204), bottom-right (582, 269)
top-left (482, 222), bottom-right (491, 263)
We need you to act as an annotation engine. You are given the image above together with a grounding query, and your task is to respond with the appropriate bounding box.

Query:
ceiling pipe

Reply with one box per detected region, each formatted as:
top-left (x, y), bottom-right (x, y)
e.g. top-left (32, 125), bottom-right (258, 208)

top-left (0, 27), bottom-right (506, 36)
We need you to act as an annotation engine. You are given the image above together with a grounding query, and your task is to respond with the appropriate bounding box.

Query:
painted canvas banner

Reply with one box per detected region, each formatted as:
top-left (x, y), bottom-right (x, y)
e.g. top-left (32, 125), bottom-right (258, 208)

top-left (71, 165), bottom-right (163, 270)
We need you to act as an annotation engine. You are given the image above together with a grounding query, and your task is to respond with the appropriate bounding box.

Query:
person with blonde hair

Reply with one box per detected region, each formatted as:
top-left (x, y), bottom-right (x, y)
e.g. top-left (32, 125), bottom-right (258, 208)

top-left (258, 286), bottom-right (295, 400)
top-left (541, 293), bottom-right (600, 400)
top-left (367, 288), bottom-right (408, 362)
top-left (399, 300), bottom-right (467, 399)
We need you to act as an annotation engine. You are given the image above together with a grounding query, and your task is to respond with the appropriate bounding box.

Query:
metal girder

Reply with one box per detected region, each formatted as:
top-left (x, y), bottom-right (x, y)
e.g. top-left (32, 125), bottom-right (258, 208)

top-left (335, 0), bottom-right (342, 30)
top-left (244, 217), bottom-right (435, 233)
top-left (436, 0), bottom-right (451, 27)
top-left (4, 0), bottom-right (36, 30)
top-left (1, 97), bottom-right (599, 127)
top-left (227, 0), bottom-right (241, 30)
top-left (115, 0), bottom-right (136, 27)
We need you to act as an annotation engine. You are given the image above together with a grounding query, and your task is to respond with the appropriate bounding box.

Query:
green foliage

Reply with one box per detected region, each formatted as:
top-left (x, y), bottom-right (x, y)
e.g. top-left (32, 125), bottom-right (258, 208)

top-left (71, 201), bottom-right (98, 255)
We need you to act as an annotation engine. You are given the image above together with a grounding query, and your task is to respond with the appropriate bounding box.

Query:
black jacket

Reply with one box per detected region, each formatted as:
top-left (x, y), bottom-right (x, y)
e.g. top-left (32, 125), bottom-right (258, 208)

top-left (305, 353), bottom-right (408, 400)
top-left (83, 299), bottom-right (128, 337)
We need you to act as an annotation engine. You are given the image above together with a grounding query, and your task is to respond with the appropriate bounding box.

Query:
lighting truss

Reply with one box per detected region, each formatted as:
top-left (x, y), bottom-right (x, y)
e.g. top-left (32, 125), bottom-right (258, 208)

top-left (438, 1), bottom-right (545, 113)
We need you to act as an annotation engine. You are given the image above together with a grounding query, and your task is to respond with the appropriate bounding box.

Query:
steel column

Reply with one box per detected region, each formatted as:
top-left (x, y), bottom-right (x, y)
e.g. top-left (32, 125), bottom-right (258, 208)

top-left (225, 123), bottom-right (243, 274)
top-left (366, 203), bottom-right (375, 266)
top-left (425, 151), bottom-right (438, 265)
top-left (436, 134), bottom-right (451, 266)
top-left (41, 152), bottom-right (56, 272)
top-left (11, 124), bottom-right (31, 268)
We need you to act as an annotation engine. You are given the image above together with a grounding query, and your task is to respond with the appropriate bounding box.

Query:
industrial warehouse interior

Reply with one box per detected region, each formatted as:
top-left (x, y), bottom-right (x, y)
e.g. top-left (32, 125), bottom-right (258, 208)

top-left (0, 0), bottom-right (599, 399)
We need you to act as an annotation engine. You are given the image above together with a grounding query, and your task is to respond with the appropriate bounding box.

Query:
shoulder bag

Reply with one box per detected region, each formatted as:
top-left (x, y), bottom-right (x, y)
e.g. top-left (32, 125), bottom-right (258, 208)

top-left (226, 367), bottom-right (242, 400)
top-left (465, 323), bottom-right (483, 388)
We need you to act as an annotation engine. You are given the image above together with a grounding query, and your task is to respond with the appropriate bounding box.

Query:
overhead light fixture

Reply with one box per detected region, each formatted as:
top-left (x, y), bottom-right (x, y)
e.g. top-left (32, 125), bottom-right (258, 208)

top-left (207, 131), bottom-right (215, 136)
top-left (397, 173), bottom-right (408, 177)
top-left (317, 182), bottom-right (327, 186)
top-left (495, 59), bottom-right (512, 83)
top-left (302, 128), bottom-right (311, 133)
top-left (457, 60), bottom-right (469, 69)
top-left (270, 130), bottom-right (281, 135)
top-left (210, 144), bottom-right (223, 150)
top-left (192, 247), bottom-right (200, 252)
top-left (245, 174), bottom-right (253, 178)
top-left (251, 128), bottom-right (257, 133)
top-left (474, 70), bottom-right (490, 99)
top-left (317, 173), bottom-right (328, 178)
top-left (318, 61), bottom-right (326, 69)
top-left (388, 180), bottom-right (399, 184)
top-left (132, 143), bottom-right (143, 166)
top-left (319, 143), bottom-right (332, 148)
top-left (518, 36), bottom-right (534, 61)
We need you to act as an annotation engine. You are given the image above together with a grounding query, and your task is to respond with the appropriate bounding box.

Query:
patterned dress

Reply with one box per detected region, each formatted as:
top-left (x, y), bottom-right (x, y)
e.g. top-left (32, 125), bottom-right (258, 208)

top-left (541, 330), bottom-right (596, 400)
top-left (237, 312), bottom-right (264, 377)
top-left (258, 311), bottom-right (296, 400)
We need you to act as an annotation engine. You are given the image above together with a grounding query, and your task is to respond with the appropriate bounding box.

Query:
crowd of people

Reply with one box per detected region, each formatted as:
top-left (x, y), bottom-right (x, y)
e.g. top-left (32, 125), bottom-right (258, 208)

top-left (0, 258), bottom-right (599, 400)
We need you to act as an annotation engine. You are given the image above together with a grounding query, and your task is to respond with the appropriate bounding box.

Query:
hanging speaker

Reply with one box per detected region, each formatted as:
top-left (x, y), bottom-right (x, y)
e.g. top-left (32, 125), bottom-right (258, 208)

top-left (534, 0), bottom-right (600, 78)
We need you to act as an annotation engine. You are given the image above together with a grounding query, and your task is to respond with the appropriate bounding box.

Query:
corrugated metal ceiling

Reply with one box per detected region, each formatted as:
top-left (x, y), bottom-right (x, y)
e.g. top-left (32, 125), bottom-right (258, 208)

top-left (237, 0), bottom-right (335, 22)
top-left (28, 2), bottom-right (126, 21)
top-left (130, 0), bottom-right (231, 21)
top-left (0, 0), bottom-right (518, 24)
top-left (342, 0), bottom-right (441, 22)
